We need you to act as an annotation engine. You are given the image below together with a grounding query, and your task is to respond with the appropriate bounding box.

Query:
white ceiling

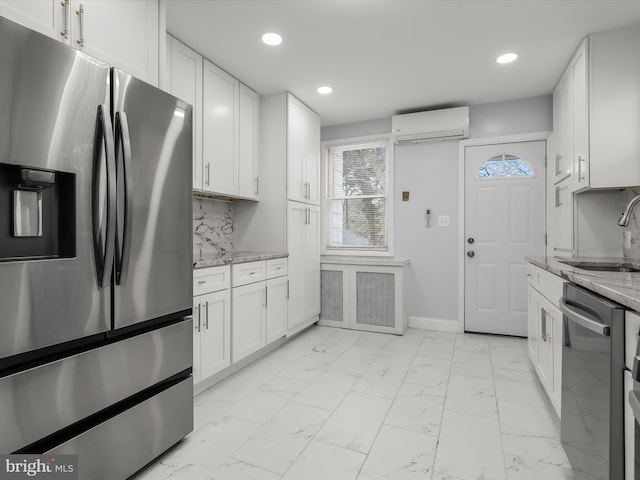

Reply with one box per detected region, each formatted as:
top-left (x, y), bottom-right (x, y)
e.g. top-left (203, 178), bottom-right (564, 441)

top-left (166, 0), bottom-right (640, 127)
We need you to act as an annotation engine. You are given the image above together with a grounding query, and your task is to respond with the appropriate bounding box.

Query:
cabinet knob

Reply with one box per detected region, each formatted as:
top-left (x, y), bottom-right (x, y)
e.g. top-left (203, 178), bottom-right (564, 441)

top-left (467, 251), bottom-right (475, 258)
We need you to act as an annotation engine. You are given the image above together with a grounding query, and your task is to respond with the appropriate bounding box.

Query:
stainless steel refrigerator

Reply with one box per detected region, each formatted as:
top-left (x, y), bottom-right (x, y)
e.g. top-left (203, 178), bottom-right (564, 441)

top-left (0, 15), bottom-right (193, 479)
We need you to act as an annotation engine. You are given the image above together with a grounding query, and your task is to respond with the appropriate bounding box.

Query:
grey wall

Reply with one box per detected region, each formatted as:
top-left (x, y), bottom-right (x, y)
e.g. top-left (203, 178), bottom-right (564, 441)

top-left (469, 95), bottom-right (552, 138)
top-left (321, 95), bottom-right (553, 324)
top-left (395, 141), bottom-right (459, 321)
top-left (322, 117), bottom-right (391, 141)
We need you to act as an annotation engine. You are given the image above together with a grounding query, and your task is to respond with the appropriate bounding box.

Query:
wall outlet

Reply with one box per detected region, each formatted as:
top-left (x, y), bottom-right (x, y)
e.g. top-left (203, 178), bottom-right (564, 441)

top-left (438, 215), bottom-right (450, 227)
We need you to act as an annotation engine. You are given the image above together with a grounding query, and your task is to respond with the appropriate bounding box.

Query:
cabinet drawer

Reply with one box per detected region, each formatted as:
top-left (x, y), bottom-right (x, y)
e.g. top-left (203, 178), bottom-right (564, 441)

top-left (536, 267), bottom-right (564, 306)
top-left (232, 261), bottom-right (266, 287)
top-left (193, 265), bottom-right (231, 296)
top-left (267, 257), bottom-right (288, 279)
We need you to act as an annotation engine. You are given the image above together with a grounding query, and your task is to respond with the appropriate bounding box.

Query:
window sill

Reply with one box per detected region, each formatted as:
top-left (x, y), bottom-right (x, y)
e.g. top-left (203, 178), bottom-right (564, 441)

top-left (321, 254), bottom-right (409, 267)
top-left (321, 248), bottom-right (392, 258)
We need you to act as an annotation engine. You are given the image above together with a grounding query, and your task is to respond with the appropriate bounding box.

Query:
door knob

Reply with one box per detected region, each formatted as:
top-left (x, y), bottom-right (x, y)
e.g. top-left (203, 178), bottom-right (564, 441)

top-left (467, 251), bottom-right (475, 258)
top-left (467, 237), bottom-right (475, 244)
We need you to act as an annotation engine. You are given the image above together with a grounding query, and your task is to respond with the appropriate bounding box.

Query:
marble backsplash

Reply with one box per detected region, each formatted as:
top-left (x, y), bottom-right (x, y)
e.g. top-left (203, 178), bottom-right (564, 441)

top-left (193, 197), bottom-right (235, 258)
top-left (623, 187), bottom-right (640, 260)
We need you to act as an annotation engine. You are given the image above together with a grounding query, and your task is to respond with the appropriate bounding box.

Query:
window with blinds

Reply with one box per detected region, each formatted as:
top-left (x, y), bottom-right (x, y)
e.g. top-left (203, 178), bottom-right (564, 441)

top-left (327, 140), bottom-right (389, 250)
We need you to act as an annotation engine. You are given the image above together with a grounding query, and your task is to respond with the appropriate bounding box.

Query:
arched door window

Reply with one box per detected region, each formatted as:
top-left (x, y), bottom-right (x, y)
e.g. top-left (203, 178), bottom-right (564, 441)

top-left (476, 153), bottom-right (534, 179)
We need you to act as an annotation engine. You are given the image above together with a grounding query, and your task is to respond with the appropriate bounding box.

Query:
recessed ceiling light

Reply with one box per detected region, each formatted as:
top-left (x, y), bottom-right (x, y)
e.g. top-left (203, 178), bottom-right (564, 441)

top-left (496, 52), bottom-right (518, 64)
top-left (317, 86), bottom-right (333, 95)
top-left (262, 32), bottom-right (282, 46)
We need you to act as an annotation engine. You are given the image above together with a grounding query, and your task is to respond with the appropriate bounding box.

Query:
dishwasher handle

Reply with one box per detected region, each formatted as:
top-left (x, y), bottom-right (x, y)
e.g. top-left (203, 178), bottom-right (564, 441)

top-left (559, 299), bottom-right (610, 337)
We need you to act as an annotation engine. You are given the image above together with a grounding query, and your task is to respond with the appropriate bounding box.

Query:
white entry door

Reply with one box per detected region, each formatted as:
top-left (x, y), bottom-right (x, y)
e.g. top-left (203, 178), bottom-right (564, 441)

top-left (464, 141), bottom-right (546, 336)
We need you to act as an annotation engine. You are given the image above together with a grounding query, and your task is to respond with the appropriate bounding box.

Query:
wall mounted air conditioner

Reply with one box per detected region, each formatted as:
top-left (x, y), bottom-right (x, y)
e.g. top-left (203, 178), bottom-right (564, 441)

top-left (391, 106), bottom-right (469, 143)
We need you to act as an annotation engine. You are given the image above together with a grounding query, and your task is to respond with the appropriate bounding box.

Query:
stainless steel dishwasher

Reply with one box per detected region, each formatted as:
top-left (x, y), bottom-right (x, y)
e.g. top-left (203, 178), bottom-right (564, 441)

top-left (559, 283), bottom-right (625, 480)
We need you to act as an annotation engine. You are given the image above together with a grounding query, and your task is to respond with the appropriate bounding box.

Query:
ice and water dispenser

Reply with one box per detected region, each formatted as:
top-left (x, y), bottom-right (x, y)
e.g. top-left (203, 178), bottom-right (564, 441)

top-left (0, 163), bottom-right (75, 261)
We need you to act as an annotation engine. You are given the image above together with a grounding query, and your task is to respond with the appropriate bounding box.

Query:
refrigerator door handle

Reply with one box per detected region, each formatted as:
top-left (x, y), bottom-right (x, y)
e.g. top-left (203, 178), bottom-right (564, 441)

top-left (115, 111), bottom-right (133, 285)
top-left (92, 104), bottom-right (116, 287)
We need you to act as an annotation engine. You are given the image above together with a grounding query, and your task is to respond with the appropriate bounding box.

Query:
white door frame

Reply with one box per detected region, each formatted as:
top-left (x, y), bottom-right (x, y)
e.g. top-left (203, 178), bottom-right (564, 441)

top-left (457, 131), bottom-right (551, 333)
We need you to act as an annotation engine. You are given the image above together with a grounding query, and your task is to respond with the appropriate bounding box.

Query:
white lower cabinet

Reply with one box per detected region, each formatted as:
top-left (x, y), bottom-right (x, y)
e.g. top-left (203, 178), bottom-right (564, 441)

top-left (266, 275), bottom-right (288, 343)
top-left (526, 266), bottom-right (539, 364)
top-left (195, 290), bottom-right (231, 382)
top-left (231, 258), bottom-right (288, 363)
top-left (192, 265), bottom-right (231, 385)
top-left (287, 202), bottom-right (320, 335)
top-left (526, 262), bottom-right (564, 416)
top-left (232, 281), bottom-right (266, 362)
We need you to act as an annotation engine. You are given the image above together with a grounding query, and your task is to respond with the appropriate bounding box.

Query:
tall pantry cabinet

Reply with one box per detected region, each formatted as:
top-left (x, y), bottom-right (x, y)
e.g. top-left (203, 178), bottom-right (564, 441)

top-left (236, 92), bottom-right (321, 336)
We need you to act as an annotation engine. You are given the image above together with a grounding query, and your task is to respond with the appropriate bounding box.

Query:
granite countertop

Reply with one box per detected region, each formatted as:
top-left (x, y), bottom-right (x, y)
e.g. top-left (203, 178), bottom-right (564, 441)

top-left (194, 251), bottom-right (288, 269)
top-left (526, 255), bottom-right (640, 311)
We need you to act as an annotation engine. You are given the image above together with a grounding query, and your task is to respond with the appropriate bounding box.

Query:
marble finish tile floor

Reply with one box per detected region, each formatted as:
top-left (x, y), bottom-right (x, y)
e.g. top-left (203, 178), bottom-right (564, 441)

top-left (135, 326), bottom-right (576, 480)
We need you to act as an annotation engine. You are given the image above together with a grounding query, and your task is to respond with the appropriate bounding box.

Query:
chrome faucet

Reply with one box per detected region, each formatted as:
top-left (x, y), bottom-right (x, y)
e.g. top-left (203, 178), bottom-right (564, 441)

top-left (618, 194), bottom-right (640, 227)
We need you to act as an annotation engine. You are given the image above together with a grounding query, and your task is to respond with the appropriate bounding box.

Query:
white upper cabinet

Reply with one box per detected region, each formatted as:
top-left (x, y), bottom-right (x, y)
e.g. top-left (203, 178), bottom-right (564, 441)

top-left (238, 84), bottom-right (260, 200)
top-left (166, 35), bottom-right (202, 190)
top-left (554, 25), bottom-right (640, 191)
top-left (166, 40), bottom-right (260, 198)
top-left (201, 60), bottom-right (260, 199)
top-left (287, 94), bottom-right (320, 205)
top-left (0, 0), bottom-right (159, 85)
top-left (571, 43), bottom-right (588, 190)
top-left (305, 110), bottom-right (321, 204)
top-left (0, 0), bottom-right (65, 40)
top-left (552, 73), bottom-right (572, 183)
top-left (588, 25), bottom-right (640, 189)
top-left (202, 59), bottom-right (239, 196)
top-left (69, 1), bottom-right (158, 85)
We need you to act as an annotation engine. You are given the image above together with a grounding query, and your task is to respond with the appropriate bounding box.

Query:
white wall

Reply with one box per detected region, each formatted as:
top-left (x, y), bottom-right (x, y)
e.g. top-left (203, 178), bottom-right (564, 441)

top-left (321, 95), bottom-right (553, 326)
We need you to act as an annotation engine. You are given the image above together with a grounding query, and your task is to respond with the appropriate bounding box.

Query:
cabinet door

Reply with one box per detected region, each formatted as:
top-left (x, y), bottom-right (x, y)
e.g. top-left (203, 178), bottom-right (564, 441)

top-left (0, 0), bottom-right (66, 42)
top-left (266, 276), bottom-right (287, 343)
top-left (552, 83), bottom-right (567, 183)
top-left (551, 303), bottom-right (562, 408)
top-left (304, 108), bottom-right (321, 205)
top-left (553, 179), bottom-right (573, 253)
top-left (168, 36), bottom-right (203, 190)
top-left (527, 287), bottom-right (539, 364)
top-left (232, 282), bottom-right (266, 362)
top-left (202, 59), bottom-right (238, 195)
top-left (560, 71), bottom-right (573, 183)
top-left (192, 298), bottom-right (202, 384)
top-left (572, 43), bottom-right (589, 191)
top-left (287, 95), bottom-right (307, 202)
top-left (303, 205), bottom-right (321, 320)
top-left (69, 0), bottom-right (159, 85)
top-left (537, 298), bottom-right (554, 391)
top-left (238, 84), bottom-right (259, 199)
top-left (286, 202), bottom-right (306, 331)
top-left (199, 290), bottom-right (231, 380)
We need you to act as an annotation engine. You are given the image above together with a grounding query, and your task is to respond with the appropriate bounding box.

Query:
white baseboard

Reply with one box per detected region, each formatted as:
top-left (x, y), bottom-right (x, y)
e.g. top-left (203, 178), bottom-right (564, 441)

top-left (408, 316), bottom-right (461, 333)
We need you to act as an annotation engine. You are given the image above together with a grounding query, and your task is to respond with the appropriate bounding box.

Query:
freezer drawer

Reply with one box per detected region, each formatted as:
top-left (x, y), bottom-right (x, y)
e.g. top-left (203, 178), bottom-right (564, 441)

top-left (0, 320), bottom-right (192, 453)
top-left (48, 377), bottom-right (193, 480)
